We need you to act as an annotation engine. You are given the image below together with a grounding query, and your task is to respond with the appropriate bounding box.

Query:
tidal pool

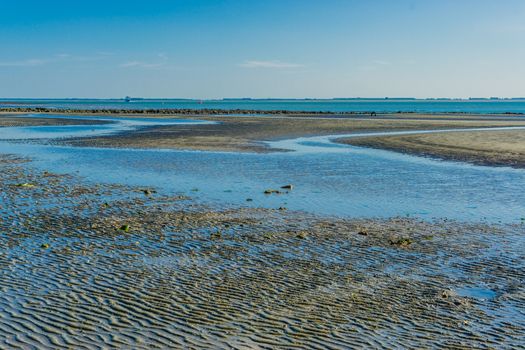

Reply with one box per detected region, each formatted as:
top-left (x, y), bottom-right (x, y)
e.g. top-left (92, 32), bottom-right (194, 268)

top-left (1, 114), bottom-right (525, 223)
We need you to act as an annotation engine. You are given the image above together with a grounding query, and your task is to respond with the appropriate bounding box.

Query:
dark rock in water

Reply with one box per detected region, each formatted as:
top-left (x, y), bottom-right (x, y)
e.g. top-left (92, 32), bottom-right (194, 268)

top-left (15, 183), bottom-right (35, 188)
top-left (246, 198), bottom-right (253, 202)
top-left (390, 237), bottom-right (413, 246)
top-left (278, 207), bottom-right (287, 211)
top-left (119, 225), bottom-right (130, 232)
top-left (210, 231), bottom-right (222, 239)
top-left (41, 243), bottom-right (50, 249)
top-left (296, 231), bottom-right (308, 239)
top-left (264, 189), bottom-right (281, 195)
top-left (281, 184), bottom-right (293, 190)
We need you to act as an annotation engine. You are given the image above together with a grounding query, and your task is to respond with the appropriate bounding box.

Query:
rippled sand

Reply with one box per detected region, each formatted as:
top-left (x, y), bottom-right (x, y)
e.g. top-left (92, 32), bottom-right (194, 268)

top-left (0, 154), bottom-right (524, 348)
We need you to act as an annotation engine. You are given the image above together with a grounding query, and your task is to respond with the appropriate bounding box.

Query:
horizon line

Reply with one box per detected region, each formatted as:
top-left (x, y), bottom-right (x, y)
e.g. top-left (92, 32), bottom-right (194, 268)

top-left (2, 97), bottom-right (525, 101)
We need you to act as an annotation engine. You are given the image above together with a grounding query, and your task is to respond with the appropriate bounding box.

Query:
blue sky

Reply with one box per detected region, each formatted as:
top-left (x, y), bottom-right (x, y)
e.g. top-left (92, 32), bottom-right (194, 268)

top-left (1, 0), bottom-right (524, 98)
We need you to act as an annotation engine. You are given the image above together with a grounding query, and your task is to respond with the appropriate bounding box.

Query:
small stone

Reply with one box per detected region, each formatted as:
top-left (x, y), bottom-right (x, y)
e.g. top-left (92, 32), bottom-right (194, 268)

top-left (210, 231), bottom-right (222, 239)
top-left (119, 225), bottom-right (130, 232)
top-left (390, 237), bottom-right (413, 246)
top-left (41, 243), bottom-right (50, 249)
top-left (281, 184), bottom-right (293, 190)
top-left (296, 231), bottom-right (307, 239)
top-left (358, 228), bottom-right (368, 236)
top-left (16, 183), bottom-right (35, 188)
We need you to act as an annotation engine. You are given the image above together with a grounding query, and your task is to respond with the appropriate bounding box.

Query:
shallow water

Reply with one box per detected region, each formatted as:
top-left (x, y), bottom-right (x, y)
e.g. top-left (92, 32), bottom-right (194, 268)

top-left (1, 115), bottom-right (525, 223)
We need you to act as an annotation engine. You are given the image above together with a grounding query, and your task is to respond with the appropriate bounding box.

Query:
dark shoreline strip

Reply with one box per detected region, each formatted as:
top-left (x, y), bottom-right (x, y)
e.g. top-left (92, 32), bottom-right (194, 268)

top-left (1, 107), bottom-right (524, 116)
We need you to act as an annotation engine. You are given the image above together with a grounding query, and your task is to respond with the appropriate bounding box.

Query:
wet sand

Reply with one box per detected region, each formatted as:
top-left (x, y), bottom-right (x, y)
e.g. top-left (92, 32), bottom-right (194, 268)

top-left (5, 110), bottom-right (525, 167)
top-left (0, 113), bottom-right (111, 128)
top-left (63, 114), bottom-right (525, 154)
top-left (1, 154), bottom-right (524, 348)
top-left (341, 129), bottom-right (525, 168)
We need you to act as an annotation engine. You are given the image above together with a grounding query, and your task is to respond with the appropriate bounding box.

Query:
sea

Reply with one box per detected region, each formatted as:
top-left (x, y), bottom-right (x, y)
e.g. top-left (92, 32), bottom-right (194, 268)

top-left (2, 98), bottom-right (525, 114)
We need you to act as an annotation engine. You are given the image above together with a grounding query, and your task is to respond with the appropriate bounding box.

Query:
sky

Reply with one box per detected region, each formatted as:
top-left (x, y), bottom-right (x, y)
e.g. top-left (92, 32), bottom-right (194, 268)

top-left (0, 0), bottom-right (524, 99)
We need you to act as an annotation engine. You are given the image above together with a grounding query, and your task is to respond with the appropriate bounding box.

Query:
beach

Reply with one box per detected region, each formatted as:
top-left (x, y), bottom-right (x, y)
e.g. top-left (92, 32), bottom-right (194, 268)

top-left (0, 113), bottom-right (111, 128)
top-left (340, 129), bottom-right (525, 168)
top-left (3, 0), bottom-right (525, 347)
top-left (0, 111), bottom-right (524, 348)
top-left (53, 112), bottom-right (525, 161)
top-left (1, 151), bottom-right (524, 348)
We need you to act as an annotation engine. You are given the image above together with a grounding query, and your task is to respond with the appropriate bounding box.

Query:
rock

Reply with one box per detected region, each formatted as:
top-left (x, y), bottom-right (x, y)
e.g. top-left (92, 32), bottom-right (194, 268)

top-left (357, 228), bottom-right (368, 236)
top-left (281, 184), bottom-right (293, 190)
top-left (246, 198), bottom-right (253, 202)
top-left (264, 189), bottom-right (281, 195)
top-left (41, 243), bottom-right (50, 249)
top-left (119, 225), bottom-right (130, 232)
top-left (278, 207), bottom-right (287, 211)
top-left (210, 231), bottom-right (222, 239)
top-left (296, 231), bottom-right (308, 239)
top-left (15, 183), bottom-right (35, 188)
top-left (390, 237), bottom-right (413, 247)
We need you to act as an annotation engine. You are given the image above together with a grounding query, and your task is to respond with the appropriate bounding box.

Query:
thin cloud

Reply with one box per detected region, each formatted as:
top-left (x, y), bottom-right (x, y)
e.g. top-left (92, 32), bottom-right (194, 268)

top-left (120, 54), bottom-right (169, 69)
top-left (119, 61), bottom-right (165, 69)
top-left (0, 59), bottom-right (47, 67)
top-left (373, 60), bottom-right (391, 66)
top-left (0, 52), bottom-right (111, 67)
top-left (358, 59), bottom-right (394, 71)
top-left (240, 60), bottom-right (304, 69)
top-left (56, 52), bottom-right (111, 62)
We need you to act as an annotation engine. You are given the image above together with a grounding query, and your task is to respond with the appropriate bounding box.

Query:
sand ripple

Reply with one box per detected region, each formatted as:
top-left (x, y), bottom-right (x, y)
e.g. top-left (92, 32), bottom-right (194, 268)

top-left (0, 154), bottom-right (524, 349)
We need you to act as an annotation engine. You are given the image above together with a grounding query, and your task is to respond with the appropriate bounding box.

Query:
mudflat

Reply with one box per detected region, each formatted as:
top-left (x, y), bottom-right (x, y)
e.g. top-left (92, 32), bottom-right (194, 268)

top-left (63, 114), bottom-right (525, 154)
top-left (1, 154), bottom-right (523, 348)
top-left (4, 111), bottom-right (525, 167)
top-left (341, 129), bottom-right (525, 168)
top-left (0, 113), bottom-right (111, 128)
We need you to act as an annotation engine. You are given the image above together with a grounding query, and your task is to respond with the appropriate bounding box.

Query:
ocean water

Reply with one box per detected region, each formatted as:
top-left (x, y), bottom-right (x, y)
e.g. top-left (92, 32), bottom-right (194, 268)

top-left (2, 98), bottom-right (525, 114)
top-left (1, 114), bottom-right (525, 223)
